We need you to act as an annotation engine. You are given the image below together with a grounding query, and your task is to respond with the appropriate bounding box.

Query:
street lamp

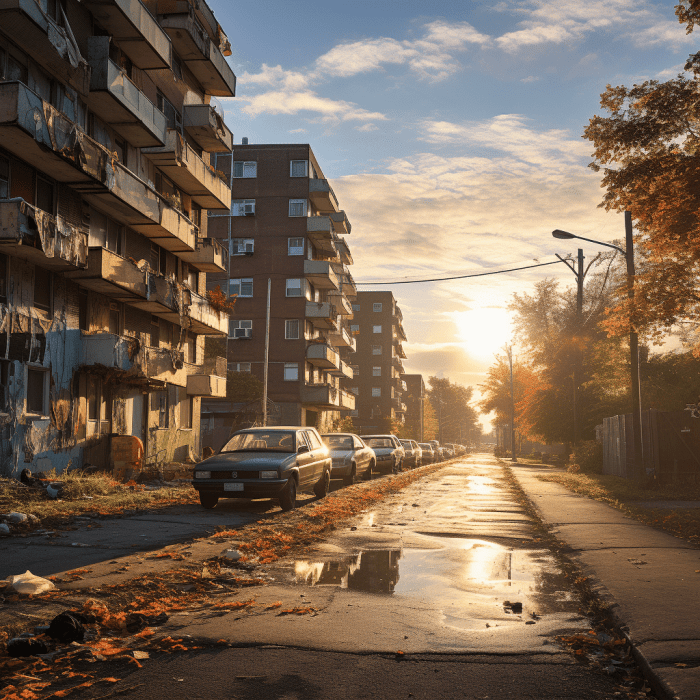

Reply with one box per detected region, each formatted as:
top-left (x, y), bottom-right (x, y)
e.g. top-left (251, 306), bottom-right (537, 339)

top-left (551, 212), bottom-right (643, 478)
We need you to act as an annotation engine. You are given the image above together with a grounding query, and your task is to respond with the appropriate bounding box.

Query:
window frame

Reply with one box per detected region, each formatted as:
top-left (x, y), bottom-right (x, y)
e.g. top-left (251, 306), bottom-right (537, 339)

top-left (371, 387), bottom-right (381, 398)
top-left (290, 160), bottom-right (309, 177)
top-left (229, 319), bottom-right (252, 339)
top-left (229, 277), bottom-right (253, 297)
top-left (283, 362), bottom-right (299, 381)
top-left (288, 237), bottom-right (305, 255)
top-left (288, 199), bottom-right (308, 217)
top-left (285, 319), bottom-right (300, 340)
top-left (373, 325), bottom-right (382, 334)
top-left (231, 238), bottom-right (254, 255)
top-left (372, 366), bottom-right (381, 377)
top-left (233, 161), bottom-right (257, 178)
top-left (285, 278), bottom-right (303, 297)
top-left (231, 199), bottom-right (256, 216)
top-left (26, 366), bottom-right (49, 416)
top-left (372, 344), bottom-right (382, 355)
top-left (373, 303), bottom-right (382, 312)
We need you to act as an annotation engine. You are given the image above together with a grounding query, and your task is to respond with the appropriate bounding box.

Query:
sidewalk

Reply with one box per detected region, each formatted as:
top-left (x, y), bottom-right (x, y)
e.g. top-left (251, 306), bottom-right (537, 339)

top-left (510, 463), bottom-right (700, 700)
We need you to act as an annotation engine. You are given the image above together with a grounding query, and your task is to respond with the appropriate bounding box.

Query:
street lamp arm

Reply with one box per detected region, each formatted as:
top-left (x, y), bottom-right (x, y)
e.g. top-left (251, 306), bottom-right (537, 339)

top-left (551, 230), bottom-right (626, 257)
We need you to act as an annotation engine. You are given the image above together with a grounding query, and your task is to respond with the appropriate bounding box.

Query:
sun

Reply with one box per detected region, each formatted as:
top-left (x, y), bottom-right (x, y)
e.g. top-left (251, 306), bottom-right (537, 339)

top-left (453, 307), bottom-right (513, 362)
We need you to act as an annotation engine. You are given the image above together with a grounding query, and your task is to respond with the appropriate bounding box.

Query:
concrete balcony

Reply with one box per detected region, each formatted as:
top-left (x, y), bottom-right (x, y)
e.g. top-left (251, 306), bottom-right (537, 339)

top-left (339, 390), bottom-right (355, 410)
top-left (395, 343), bottom-right (407, 359)
top-left (327, 290), bottom-right (352, 316)
top-left (328, 325), bottom-right (356, 351)
top-left (183, 103), bottom-right (232, 152)
top-left (331, 262), bottom-right (356, 299)
top-left (187, 373), bottom-right (226, 397)
top-left (65, 247), bottom-right (146, 300)
top-left (304, 260), bottom-right (339, 290)
top-left (146, 287), bottom-right (226, 335)
top-left (143, 129), bottom-right (231, 208)
top-left (87, 36), bottom-right (167, 147)
top-left (80, 332), bottom-right (145, 374)
top-left (334, 236), bottom-right (353, 265)
top-left (301, 383), bottom-right (354, 409)
top-left (329, 211), bottom-right (351, 235)
top-left (158, 9), bottom-right (236, 96)
top-left (394, 306), bottom-right (403, 323)
top-left (0, 83), bottom-right (192, 255)
top-left (329, 359), bottom-right (353, 380)
top-left (80, 0), bottom-right (171, 69)
top-left (306, 343), bottom-right (340, 370)
top-left (0, 199), bottom-right (88, 271)
top-left (392, 356), bottom-right (404, 373)
top-left (395, 321), bottom-right (407, 341)
top-left (178, 236), bottom-right (228, 273)
top-left (309, 178), bottom-right (339, 213)
top-left (0, 0), bottom-right (91, 96)
top-left (306, 216), bottom-right (336, 255)
top-left (305, 301), bottom-right (337, 330)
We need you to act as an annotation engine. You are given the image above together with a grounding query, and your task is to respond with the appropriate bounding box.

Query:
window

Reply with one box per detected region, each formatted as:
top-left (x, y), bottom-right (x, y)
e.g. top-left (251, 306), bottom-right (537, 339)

top-left (185, 332), bottom-right (196, 363)
top-left (78, 290), bottom-right (88, 331)
top-left (0, 252), bottom-right (7, 305)
top-left (351, 365), bottom-right (359, 377)
top-left (284, 363), bottom-right (299, 381)
top-left (154, 389), bottom-right (169, 429)
top-left (229, 319), bottom-right (252, 338)
top-left (373, 325), bottom-right (382, 334)
top-left (231, 199), bottom-right (255, 216)
top-left (352, 304), bottom-right (360, 312)
top-left (231, 238), bottom-right (254, 255)
top-left (306, 429), bottom-right (323, 449)
top-left (230, 278), bottom-right (253, 297)
top-left (114, 138), bottom-right (127, 169)
top-left (108, 302), bottom-right (121, 335)
top-left (35, 176), bottom-right (55, 214)
top-left (289, 199), bottom-right (307, 217)
top-left (182, 263), bottom-right (198, 290)
top-left (0, 155), bottom-right (9, 199)
top-left (288, 237), bottom-right (304, 255)
top-left (156, 92), bottom-right (182, 133)
top-left (0, 360), bottom-right (8, 412)
top-left (372, 367), bottom-right (381, 377)
top-left (229, 362), bottom-right (251, 372)
top-left (285, 320), bottom-right (300, 339)
top-left (290, 160), bottom-right (308, 177)
top-left (26, 368), bottom-right (48, 415)
top-left (372, 387), bottom-right (381, 398)
top-left (372, 344), bottom-right (382, 355)
top-left (286, 279), bottom-right (303, 297)
top-left (34, 267), bottom-right (51, 312)
top-left (373, 303), bottom-right (382, 312)
top-left (350, 324), bottom-right (359, 333)
top-left (90, 208), bottom-right (124, 255)
top-left (179, 387), bottom-right (192, 429)
top-left (233, 161), bottom-right (257, 178)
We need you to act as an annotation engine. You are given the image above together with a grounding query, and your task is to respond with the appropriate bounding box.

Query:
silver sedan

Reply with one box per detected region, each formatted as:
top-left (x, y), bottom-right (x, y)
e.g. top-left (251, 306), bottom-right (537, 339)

top-left (321, 433), bottom-right (377, 485)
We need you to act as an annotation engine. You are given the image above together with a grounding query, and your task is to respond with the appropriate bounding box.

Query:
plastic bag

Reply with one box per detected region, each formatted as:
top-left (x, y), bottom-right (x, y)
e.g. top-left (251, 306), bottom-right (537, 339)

top-left (7, 570), bottom-right (56, 595)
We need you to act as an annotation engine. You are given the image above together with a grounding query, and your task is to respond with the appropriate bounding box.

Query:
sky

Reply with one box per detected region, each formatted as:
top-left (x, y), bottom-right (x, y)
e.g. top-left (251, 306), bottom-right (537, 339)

top-left (210, 0), bottom-right (696, 431)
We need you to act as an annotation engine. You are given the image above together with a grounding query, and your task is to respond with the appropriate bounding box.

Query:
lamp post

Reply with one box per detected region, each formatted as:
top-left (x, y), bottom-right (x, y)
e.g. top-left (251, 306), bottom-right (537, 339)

top-left (552, 212), bottom-right (643, 478)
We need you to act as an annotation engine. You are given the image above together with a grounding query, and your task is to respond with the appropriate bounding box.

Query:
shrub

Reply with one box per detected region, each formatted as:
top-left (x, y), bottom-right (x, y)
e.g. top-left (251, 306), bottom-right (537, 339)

top-left (572, 440), bottom-right (603, 474)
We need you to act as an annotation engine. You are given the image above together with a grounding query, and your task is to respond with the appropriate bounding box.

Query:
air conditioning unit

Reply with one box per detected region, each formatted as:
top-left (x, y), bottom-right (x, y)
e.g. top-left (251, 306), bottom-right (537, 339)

top-left (234, 328), bottom-right (252, 339)
top-left (244, 203), bottom-right (255, 216)
top-left (244, 243), bottom-right (254, 254)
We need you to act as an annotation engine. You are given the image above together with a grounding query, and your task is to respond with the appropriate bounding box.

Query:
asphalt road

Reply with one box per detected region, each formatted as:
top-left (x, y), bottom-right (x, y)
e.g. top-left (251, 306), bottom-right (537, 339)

top-left (31, 454), bottom-right (636, 700)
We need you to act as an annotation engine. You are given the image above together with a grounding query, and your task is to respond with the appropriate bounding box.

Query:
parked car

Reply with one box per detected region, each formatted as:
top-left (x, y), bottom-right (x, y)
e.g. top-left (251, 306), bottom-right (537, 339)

top-left (362, 435), bottom-right (405, 473)
top-left (192, 427), bottom-right (331, 511)
top-left (418, 443), bottom-right (436, 464)
top-left (321, 433), bottom-right (376, 485)
top-left (428, 440), bottom-right (444, 461)
top-left (400, 439), bottom-right (422, 468)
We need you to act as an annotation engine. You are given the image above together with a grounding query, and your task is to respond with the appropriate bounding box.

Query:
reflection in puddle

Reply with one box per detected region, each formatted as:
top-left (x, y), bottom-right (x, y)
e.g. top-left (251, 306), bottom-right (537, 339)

top-left (294, 537), bottom-right (577, 627)
top-left (295, 550), bottom-right (401, 593)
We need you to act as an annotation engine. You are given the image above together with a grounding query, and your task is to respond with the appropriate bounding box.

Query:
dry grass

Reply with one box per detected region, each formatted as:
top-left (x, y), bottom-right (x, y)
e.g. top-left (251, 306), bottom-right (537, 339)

top-left (537, 471), bottom-right (700, 542)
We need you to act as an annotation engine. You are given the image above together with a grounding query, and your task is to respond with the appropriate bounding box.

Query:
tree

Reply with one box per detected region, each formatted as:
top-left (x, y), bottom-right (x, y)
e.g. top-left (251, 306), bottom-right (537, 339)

top-left (583, 3), bottom-right (700, 349)
top-left (426, 377), bottom-right (479, 444)
top-left (226, 371), bottom-right (263, 403)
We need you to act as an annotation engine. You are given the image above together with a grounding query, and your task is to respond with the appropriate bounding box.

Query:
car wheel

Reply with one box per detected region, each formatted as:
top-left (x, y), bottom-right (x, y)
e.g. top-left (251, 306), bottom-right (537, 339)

top-left (199, 493), bottom-right (218, 509)
top-left (342, 464), bottom-right (356, 487)
top-left (278, 478), bottom-right (297, 512)
top-left (364, 460), bottom-right (375, 480)
top-left (314, 469), bottom-right (330, 499)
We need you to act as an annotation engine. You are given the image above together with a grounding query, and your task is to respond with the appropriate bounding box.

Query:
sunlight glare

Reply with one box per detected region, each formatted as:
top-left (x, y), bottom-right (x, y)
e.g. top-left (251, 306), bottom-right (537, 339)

top-left (453, 307), bottom-right (513, 361)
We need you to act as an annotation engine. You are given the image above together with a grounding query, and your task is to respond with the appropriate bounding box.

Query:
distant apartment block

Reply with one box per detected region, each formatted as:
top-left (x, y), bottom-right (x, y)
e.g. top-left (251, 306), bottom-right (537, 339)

top-left (204, 143), bottom-right (356, 440)
top-left (0, 0), bottom-right (235, 476)
top-left (350, 291), bottom-right (407, 433)
top-left (401, 373), bottom-right (426, 441)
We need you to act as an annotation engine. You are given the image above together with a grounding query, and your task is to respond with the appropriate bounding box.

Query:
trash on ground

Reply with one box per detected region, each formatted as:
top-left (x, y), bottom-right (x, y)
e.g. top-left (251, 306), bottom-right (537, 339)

top-left (6, 570), bottom-right (56, 595)
top-left (503, 601), bottom-right (523, 614)
top-left (0, 523), bottom-right (9, 535)
top-left (7, 637), bottom-right (50, 657)
top-left (48, 612), bottom-right (86, 642)
top-left (7, 512), bottom-right (28, 524)
top-left (223, 549), bottom-right (242, 561)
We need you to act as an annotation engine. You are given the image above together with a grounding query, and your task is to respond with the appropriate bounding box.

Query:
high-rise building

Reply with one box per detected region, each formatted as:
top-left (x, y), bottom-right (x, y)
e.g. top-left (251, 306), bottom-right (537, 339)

top-left (204, 143), bottom-right (356, 440)
top-left (350, 291), bottom-right (407, 433)
top-left (401, 373), bottom-right (426, 441)
top-left (0, 0), bottom-right (236, 476)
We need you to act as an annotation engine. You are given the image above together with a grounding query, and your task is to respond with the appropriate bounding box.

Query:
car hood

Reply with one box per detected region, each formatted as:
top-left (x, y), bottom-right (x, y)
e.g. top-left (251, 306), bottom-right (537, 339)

top-left (198, 453), bottom-right (296, 471)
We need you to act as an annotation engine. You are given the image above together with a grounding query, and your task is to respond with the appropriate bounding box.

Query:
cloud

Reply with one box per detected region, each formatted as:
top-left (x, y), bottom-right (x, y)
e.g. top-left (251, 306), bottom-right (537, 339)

top-left (521, 75), bottom-right (539, 83)
top-left (356, 123), bottom-right (379, 132)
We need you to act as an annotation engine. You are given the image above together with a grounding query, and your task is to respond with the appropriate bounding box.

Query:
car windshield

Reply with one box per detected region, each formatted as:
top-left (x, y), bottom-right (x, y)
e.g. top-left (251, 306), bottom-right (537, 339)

top-left (419, 444), bottom-right (432, 450)
top-left (366, 438), bottom-right (392, 448)
top-left (400, 441), bottom-right (411, 448)
top-left (221, 431), bottom-right (296, 453)
top-left (322, 435), bottom-right (353, 450)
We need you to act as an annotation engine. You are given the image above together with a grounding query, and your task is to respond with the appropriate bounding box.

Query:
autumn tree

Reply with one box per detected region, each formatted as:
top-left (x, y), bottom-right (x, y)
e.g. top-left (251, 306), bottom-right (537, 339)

top-left (426, 377), bottom-right (479, 444)
top-left (583, 2), bottom-right (700, 349)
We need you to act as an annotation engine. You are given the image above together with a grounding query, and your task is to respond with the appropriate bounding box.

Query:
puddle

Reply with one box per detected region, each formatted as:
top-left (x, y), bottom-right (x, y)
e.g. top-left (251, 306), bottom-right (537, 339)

top-left (294, 536), bottom-right (577, 628)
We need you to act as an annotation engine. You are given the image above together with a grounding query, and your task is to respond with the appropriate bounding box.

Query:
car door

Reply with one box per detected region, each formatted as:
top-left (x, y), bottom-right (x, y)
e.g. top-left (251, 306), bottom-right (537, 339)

top-left (354, 435), bottom-right (368, 473)
top-left (304, 429), bottom-right (326, 484)
top-left (295, 430), bottom-right (315, 489)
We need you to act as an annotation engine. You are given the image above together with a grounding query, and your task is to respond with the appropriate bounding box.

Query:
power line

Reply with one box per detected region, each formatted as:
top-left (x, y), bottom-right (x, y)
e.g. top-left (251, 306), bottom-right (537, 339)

top-left (355, 260), bottom-right (566, 286)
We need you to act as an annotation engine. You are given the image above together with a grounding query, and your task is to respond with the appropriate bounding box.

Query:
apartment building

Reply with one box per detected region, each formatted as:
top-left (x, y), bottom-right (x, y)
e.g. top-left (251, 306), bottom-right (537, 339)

top-left (401, 373), bottom-right (426, 441)
top-left (205, 143), bottom-right (356, 435)
top-left (350, 291), bottom-right (407, 433)
top-left (0, 0), bottom-right (235, 477)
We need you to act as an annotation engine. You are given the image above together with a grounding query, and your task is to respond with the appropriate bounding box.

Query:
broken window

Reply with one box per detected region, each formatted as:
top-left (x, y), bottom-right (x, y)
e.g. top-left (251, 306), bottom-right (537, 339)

top-left (26, 368), bottom-right (47, 415)
top-left (35, 176), bottom-right (55, 215)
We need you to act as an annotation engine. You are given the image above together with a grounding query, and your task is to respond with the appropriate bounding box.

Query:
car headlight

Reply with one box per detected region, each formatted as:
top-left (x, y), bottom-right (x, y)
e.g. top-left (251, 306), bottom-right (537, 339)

top-left (260, 470), bottom-right (278, 479)
top-left (195, 471), bottom-right (211, 479)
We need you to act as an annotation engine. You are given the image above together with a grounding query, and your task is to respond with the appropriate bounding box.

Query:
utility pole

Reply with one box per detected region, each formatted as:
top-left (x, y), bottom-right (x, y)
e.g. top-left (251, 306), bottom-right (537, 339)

top-left (506, 345), bottom-right (517, 463)
top-left (262, 278), bottom-right (271, 426)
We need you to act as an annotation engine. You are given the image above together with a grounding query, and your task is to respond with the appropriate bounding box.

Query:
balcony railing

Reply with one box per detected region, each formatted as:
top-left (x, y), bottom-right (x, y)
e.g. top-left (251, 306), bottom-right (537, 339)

top-left (304, 260), bottom-right (339, 290)
top-left (183, 103), bottom-right (232, 152)
top-left (309, 178), bottom-right (339, 212)
top-left (329, 210), bottom-right (351, 235)
top-left (329, 359), bottom-right (353, 380)
top-left (305, 301), bottom-right (337, 329)
top-left (178, 236), bottom-right (228, 273)
top-left (327, 290), bottom-right (353, 316)
top-left (301, 382), bottom-right (354, 409)
top-left (81, 332), bottom-right (145, 374)
top-left (80, 0), bottom-right (171, 69)
top-left (327, 325), bottom-right (356, 351)
top-left (306, 216), bottom-right (336, 255)
top-left (143, 129), bottom-right (231, 208)
top-left (306, 343), bottom-right (340, 370)
top-left (187, 373), bottom-right (226, 397)
top-left (158, 7), bottom-right (236, 96)
top-left (333, 235), bottom-right (353, 265)
top-left (87, 36), bottom-right (167, 147)
top-left (0, 0), bottom-right (91, 96)
top-left (0, 199), bottom-right (88, 271)
top-left (66, 246), bottom-right (146, 298)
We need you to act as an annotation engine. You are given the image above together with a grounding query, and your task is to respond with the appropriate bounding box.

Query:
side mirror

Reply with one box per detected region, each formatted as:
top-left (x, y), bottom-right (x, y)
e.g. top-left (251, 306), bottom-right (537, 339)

top-left (298, 445), bottom-right (310, 454)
